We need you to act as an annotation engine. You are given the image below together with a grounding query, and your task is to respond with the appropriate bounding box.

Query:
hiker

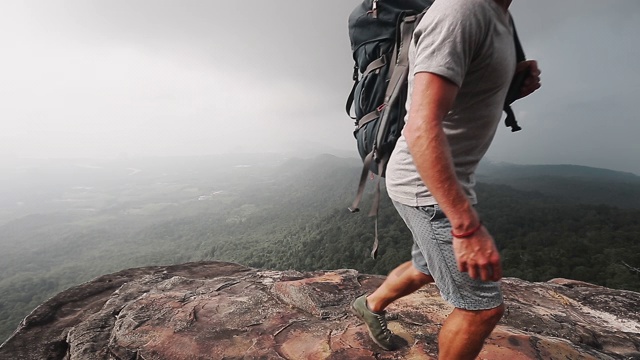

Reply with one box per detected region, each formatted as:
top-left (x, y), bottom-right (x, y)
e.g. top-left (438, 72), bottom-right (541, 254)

top-left (351, 0), bottom-right (541, 358)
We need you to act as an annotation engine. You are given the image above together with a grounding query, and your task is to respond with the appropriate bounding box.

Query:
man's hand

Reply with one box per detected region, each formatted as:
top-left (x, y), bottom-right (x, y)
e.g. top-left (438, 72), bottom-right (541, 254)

top-left (452, 226), bottom-right (502, 282)
top-left (516, 60), bottom-right (541, 99)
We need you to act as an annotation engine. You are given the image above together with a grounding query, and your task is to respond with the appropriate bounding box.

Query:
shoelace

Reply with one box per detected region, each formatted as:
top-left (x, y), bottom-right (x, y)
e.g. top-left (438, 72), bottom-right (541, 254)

top-left (374, 313), bottom-right (392, 339)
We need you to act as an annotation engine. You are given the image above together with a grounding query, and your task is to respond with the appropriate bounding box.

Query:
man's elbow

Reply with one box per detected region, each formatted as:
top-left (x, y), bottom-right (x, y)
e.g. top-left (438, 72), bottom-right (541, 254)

top-left (403, 124), bottom-right (416, 151)
top-left (403, 119), bottom-right (426, 150)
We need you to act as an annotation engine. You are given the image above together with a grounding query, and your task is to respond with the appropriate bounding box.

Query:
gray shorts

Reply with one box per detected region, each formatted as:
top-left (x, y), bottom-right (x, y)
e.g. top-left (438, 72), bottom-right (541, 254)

top-left (392, 200), bottom-right (503, 311)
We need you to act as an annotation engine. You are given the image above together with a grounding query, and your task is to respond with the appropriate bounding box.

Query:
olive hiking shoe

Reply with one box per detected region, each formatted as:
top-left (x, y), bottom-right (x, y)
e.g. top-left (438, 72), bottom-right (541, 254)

top-left (351, 294), bottom-right (395, 350)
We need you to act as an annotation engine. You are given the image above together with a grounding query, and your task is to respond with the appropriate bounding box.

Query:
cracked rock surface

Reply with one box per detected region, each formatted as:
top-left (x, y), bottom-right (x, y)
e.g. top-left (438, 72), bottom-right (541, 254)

top-left (1, 261), bottom-right (639, 359)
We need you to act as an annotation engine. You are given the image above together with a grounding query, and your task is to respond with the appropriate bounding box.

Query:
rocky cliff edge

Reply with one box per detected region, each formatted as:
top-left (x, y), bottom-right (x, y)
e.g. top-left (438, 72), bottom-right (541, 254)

top-left (1, 261), bottom-right (639, 359)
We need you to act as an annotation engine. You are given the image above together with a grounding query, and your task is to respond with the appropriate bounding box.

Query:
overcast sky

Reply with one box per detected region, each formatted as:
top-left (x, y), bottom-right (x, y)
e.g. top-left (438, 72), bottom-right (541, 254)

top-left (1, 1), bottom-right (639, 174)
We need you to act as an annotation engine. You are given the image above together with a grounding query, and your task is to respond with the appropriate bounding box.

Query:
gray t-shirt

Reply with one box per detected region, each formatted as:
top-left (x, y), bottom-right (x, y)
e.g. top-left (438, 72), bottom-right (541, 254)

top-left (386, 0), bottom-right (516, 206)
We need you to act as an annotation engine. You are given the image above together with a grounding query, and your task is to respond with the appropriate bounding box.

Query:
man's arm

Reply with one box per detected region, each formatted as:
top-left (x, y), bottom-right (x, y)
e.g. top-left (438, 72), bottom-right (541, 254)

top-left (403, 72), bottom-right (502, 282)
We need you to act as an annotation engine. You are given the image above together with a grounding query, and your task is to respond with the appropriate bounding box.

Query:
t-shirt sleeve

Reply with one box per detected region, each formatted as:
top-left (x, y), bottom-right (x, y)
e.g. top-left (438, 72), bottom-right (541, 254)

top-left (412, 0), bottom-right (489, 87)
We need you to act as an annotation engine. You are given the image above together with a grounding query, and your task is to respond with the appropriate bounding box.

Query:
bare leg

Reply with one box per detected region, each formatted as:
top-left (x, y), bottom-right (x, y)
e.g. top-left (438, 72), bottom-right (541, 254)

top-left (437, 304), bottom-right (505, 360)
top-left (367, 261), bottom-right (434, 313)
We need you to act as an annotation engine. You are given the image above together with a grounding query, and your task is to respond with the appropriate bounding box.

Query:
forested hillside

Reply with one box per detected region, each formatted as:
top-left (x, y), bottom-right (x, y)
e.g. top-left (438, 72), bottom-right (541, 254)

top-left (218, 182), bottom-right (640, 292)
top-left (1, 154), bottom-right (639, 343)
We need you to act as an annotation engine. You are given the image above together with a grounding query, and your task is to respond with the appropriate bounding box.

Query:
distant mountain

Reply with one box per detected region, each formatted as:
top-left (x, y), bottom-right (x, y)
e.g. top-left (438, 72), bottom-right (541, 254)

top-left (478, 161), bottom-right (640, 183)
top-left (476, 161), bottom-right (640, 209)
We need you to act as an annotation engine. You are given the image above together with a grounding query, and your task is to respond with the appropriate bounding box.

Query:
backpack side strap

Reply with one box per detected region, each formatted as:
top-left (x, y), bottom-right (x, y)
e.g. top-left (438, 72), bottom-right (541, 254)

top-left (348, 150), bottom-right (375, 213)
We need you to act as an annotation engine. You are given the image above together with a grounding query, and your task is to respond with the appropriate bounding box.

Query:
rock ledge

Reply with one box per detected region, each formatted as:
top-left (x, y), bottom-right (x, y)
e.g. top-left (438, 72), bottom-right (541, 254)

top-left (1, 261), bottom-right (639, 359)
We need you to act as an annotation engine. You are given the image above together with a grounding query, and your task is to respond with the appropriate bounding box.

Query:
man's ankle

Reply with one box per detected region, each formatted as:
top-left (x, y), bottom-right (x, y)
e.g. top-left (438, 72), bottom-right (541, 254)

top-left (366, 295), bottom-right (385, 313)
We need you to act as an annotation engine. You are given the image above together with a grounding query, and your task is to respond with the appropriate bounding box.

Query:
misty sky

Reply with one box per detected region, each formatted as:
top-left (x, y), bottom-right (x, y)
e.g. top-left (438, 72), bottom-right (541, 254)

top-left (1, 1), bottom-right (639, 174)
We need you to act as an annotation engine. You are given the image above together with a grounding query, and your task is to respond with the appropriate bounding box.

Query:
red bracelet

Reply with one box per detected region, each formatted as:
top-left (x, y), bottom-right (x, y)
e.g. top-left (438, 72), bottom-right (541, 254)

top-left (451, 221), bottom-right (483, 238)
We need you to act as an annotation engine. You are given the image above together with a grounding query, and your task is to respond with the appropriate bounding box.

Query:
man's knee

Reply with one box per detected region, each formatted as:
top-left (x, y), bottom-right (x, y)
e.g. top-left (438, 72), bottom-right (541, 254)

top-left (408, 264), bottom-right (433, 284)
top-left (449, 304), bottom-right (504, 337)
top-left (475, 304), bottom-right (505, 326)
top-left (388, 261), bottom-right (413, 279)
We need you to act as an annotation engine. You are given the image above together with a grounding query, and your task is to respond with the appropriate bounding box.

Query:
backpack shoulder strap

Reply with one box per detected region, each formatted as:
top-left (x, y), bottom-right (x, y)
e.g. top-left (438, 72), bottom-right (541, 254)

top-left (504, 17), bottom-right (527, 132)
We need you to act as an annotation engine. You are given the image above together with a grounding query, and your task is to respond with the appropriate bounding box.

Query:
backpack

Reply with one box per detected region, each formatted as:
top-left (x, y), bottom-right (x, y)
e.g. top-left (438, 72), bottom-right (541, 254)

top-left (346, 0), bottom-right (526, 258)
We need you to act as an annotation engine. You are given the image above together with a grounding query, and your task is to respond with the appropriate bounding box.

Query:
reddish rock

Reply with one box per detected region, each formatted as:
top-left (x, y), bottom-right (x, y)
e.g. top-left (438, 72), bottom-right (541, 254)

top-left (0, 261), bottom-right (638, 359)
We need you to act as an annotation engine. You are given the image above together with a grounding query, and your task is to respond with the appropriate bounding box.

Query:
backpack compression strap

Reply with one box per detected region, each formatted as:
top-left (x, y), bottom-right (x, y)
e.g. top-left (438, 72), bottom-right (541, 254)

top-left (346, 57), bottom-right (388, 121)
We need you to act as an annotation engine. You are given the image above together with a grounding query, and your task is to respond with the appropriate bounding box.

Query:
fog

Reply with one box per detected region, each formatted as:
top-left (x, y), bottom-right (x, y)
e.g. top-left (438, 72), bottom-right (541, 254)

top-left (1, 1), bottom-right (639, 174)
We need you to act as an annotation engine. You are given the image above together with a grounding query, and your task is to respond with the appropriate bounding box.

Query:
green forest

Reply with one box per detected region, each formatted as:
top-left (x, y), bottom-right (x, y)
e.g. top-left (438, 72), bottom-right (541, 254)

top-left (0, 154), bottom-right (639, 343)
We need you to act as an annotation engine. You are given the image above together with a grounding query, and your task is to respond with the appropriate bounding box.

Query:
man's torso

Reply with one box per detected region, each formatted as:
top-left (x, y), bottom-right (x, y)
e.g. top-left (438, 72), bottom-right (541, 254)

top-left (386, 0), bottom-right (516, 206)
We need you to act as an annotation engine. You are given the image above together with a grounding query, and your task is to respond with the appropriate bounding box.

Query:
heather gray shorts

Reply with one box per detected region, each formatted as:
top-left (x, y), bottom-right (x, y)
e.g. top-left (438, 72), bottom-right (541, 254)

top-left (392, 200), bottom-right (503, 311)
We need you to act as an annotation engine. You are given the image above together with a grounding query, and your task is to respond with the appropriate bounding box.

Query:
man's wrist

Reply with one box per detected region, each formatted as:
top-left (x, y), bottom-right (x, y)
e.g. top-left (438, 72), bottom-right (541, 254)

top-left (448, 202), bottom-right (480, 235)
top-left (451, 221), bottom-right (483, 238)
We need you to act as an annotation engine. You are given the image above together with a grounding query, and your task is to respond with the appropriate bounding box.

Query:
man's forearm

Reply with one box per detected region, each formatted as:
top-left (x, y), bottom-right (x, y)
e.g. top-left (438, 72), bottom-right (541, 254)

top-left (404, 72), bottom-right (480, 233)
